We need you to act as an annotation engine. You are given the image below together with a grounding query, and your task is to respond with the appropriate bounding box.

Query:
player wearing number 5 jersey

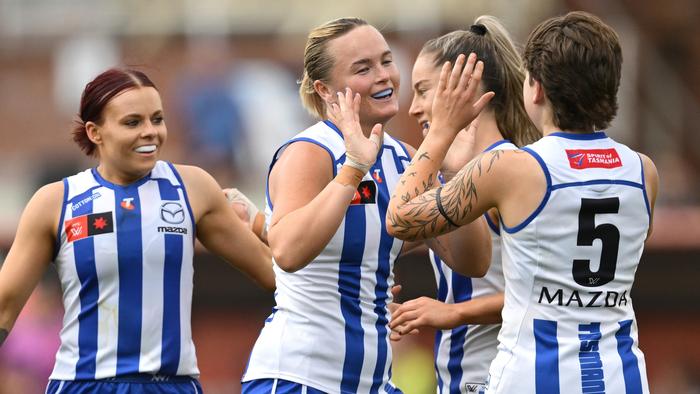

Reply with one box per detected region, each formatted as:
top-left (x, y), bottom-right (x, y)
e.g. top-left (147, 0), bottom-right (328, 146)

top-left (387, 11), bottom-right (658, 394)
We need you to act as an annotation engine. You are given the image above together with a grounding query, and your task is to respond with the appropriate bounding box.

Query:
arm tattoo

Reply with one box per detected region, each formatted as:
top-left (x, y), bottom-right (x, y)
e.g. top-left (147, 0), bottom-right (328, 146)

top-left (389, 151), bottom-right (503, 240)
top-left (418, 152), bottom-right (431, 161)
top-left (0, 328), bottom-right (8, 347)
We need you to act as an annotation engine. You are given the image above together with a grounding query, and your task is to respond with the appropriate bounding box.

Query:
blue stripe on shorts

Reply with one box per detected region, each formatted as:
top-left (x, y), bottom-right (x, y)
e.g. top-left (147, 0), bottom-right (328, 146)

top-left (46, 375), bottom-right (203, 394)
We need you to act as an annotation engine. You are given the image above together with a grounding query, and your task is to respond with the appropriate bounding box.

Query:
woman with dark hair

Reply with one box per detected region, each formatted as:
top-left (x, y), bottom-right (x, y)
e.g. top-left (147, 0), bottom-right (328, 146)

top-left (388, 11), bottom-right (657, 394)
top-left (0, 68), bottom-right (274, 393)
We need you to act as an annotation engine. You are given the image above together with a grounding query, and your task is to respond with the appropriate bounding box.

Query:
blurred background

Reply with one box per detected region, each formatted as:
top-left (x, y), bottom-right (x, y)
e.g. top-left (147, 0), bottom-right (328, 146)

top-left (0, 0), bottom-right (699, 392)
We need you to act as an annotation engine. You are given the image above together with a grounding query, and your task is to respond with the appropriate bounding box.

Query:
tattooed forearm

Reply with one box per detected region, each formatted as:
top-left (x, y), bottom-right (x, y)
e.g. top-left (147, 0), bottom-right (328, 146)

top-left (0, 328), bottom-right (8, 347)
top-left (387, 190), bottom-right (456, 241)
top-left (389, 151), bottom-right (503, 240)
top-left (418, 152), bottom-right (431, 161)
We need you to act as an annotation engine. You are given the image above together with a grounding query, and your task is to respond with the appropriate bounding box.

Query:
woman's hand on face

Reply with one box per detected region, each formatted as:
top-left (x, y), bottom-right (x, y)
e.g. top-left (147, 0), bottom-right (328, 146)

top-left (440, 118), bottom-right (479, 181)
top-left (327, 87), bottom-right (384, 172)
top-left (429, 53), bottom-right (494, 139)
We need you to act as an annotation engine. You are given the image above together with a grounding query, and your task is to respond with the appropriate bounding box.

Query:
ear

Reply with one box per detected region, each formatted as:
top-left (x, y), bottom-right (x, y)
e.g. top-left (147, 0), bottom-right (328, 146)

top-left (313, 80), bottom-right (336, 105)
top-left (85, 121), bottom-right (103, 145)
top-left (531, 77), bottom-right (545, 105)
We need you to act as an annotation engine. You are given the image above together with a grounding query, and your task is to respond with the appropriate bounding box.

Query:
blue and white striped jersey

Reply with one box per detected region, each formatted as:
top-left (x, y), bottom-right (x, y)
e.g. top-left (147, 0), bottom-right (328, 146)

top-left (486, 132), bottom-right (650, 394)
top-left (243, 120), bottom-right (409, 393)
top-left (50, 161), bottom-right (198, 380)
top-left (430, 140), bottom-right (515, 394)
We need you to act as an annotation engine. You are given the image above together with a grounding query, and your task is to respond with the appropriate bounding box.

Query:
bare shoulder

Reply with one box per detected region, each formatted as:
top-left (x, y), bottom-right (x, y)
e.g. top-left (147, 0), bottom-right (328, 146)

top-left (637, 152), bottom-right (659, 206)
top-left (274, 140), bottom-right (334, 170)
top-left (173, 164), bottom-right (219, 191)
top-left (270, 140), bottom-right (334, 185)
top-left (22, 181), bottom-right (65, 233)
top-left (31, 181), bottom-right (65, 211)
top-left (638, 153), bottom-right (659, 183)
top-left (482, 149), bottom-right (541, 181)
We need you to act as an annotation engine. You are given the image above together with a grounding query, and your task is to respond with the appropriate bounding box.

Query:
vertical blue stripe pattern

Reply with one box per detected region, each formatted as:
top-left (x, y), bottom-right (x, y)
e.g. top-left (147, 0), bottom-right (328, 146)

top-left (370, 160), bottom-right (393, 393)
top-left (447, 274), bottom-right (473, 393)
top-left (158, 178), bottom-right (184, 375)
top-left (339, 205), bottom-right (367, 393)
top-left (432, 252), bottom-right (448, 392)
top-left (114, 186), bottom-right (144, 375)
top-left (616, 320), bottom-right (643, 394)
top-left (534, 319), bottom-right (560, 394)
top-left (72, 192), bottom-right (98, 379)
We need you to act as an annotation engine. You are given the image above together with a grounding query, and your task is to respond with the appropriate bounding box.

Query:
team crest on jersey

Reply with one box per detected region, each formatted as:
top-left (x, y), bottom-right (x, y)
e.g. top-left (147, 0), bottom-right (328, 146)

top-left (161, 202), bottom-right (185, 224)
top-left (566, 148), bottom-right (622, 169)
top-left (65, 212), bottom-right (114, 242)
top-left (350, 180), bottom-right (377, 205)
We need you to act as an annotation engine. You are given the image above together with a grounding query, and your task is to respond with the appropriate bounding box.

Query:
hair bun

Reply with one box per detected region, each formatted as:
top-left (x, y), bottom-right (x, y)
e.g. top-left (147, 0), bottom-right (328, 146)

top-left (469, 24), bottom-right (487, 36)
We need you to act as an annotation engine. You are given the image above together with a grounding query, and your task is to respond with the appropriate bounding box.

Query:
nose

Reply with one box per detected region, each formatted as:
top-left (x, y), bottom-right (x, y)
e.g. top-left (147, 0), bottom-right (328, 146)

top-left (408, 95), bottom-right (422, 118)
top-left (376, 65), bottom-right (390, 83)
top-left (141, 121), bottom-right (158, 138)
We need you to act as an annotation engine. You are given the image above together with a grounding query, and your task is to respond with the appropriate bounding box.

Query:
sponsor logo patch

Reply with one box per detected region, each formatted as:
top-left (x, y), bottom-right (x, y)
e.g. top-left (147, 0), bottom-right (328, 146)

top-left (372, 169), bottom-right (383, 183)
top-left (350, 180), bottom-right (377, 205)
top-left (160, 201), bottom-right (185, 224)
top-left (120, 197), bottom-right (136, 210)
top-left (566, 148), bottom-right (622, 169)
top-left (71, 192), bottom-right (102, 212)
top-left (65, 211), bottom-right (114, 242)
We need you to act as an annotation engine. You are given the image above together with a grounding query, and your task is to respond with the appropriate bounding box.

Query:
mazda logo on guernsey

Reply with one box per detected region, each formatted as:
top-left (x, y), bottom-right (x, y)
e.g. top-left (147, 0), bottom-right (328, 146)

top-left (161, 202), bottom-right (185, 224)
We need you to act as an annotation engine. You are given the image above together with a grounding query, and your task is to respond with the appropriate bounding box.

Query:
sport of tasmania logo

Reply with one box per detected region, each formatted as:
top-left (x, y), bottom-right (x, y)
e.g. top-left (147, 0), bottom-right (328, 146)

top-left (65, 212), bottom-right (114, 242)
top-left (350, 180), bottom-right (377, 205)
top-left (566, 148), bottom-right (622, 169)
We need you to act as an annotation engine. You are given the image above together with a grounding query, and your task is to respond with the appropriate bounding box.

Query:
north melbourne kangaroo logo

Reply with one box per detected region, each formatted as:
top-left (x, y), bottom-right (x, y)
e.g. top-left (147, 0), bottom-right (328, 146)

top-left (160, 202), bottom-right (185, 224)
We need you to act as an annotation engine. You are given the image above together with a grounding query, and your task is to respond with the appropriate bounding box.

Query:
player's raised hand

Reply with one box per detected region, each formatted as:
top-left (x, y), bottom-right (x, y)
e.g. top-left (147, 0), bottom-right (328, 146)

top-left (328, 87), bottom-right (383, 173)
top-left (430, 53), bottom-right (494, 139)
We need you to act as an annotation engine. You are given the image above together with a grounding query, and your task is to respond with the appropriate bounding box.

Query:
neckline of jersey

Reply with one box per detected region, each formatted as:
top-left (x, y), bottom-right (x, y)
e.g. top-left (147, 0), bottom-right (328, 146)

top-left (548, 131), bottom-right (608, 140)
top-left (91, 167), bottom-right (153, 190)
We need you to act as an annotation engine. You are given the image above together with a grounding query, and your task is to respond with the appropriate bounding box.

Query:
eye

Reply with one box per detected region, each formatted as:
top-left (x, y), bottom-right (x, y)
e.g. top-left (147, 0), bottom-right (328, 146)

top-left (356, 67), bottom-right (370, 75)
top-left (382, 59), bottom-right (393, 66)
top-left (152, 115), bottom-right (164, 124)
top-left (123, 119), bottom-right (140, 127)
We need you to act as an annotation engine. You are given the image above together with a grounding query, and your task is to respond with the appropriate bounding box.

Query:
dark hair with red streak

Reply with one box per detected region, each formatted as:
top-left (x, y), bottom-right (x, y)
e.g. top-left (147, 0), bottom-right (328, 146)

top-left (73, 68), bottom-right (158, 156)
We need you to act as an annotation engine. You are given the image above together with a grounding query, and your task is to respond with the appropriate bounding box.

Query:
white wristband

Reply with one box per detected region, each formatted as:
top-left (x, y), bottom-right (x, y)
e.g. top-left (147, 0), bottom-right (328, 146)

top-left (344, 154), bottom-right (373, 174)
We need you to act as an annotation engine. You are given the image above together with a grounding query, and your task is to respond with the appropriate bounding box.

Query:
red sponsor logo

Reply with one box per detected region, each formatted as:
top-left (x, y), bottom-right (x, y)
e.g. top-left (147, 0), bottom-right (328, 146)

top-left (350, 180), bottom-right (377, 205)
top-left (566, 148), bottom-right (622, 169)
top-left (372, 169), bottom-right (383, 183)
top-left (120, 197), bottom-right (136, 210)
top-left (64, 212), bottom-right (114, 242)
top-left (65, 215), bottom-right (88, 242)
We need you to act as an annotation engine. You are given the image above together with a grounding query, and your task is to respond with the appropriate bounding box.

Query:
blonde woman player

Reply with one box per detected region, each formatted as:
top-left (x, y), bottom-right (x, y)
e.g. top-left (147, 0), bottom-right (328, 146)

top-left (241, 17), bottom-right (492, 394)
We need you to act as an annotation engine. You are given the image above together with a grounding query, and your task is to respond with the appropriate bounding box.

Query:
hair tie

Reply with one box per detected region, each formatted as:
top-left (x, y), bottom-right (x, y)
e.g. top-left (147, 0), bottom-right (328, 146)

top-left (469, 24), bottom-right (487, 36)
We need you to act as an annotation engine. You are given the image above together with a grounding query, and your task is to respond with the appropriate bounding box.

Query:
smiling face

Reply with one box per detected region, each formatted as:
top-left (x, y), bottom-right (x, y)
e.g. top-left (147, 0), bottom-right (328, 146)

top-left (87, 86), bottom-right (166, 185)
top-left (408, 52), bottom-right (440, 137)
top-left (318, 25), bottom-right (400, 131)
